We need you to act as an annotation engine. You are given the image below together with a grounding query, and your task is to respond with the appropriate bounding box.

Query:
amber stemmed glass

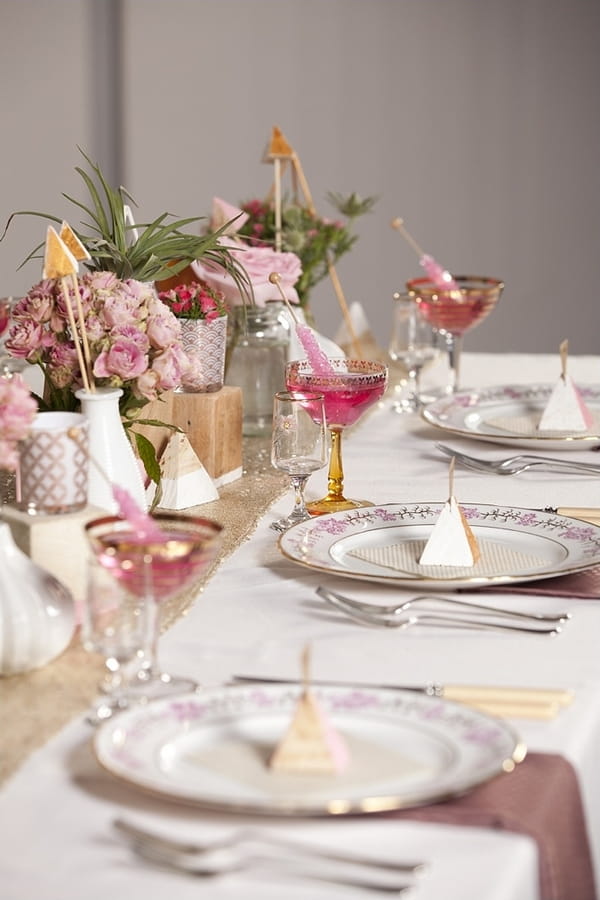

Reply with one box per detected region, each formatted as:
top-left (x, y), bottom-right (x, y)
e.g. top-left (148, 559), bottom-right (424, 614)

top-left (285, 358), bottom-right (388, 514)
top-left (407, 275), bottom-right (504, 393)
top-left (85, 513), bottom-right (223, 702)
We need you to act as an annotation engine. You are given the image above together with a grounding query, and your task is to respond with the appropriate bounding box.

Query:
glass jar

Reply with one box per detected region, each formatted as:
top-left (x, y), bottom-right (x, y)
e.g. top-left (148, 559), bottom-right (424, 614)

top-left (225, 302), bottom-right (290, 436)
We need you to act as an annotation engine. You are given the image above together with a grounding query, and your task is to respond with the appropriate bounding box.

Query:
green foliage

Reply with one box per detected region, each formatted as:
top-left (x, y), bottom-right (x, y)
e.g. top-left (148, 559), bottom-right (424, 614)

top-left (238, 192), bottom-right (377, 306)
top-left (2, 148), bottom-right (252, 302)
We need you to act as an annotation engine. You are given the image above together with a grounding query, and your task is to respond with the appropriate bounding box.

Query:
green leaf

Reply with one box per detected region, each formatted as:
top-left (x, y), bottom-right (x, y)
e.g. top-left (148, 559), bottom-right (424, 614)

top-left (131, 431), bottom-right (161, 485)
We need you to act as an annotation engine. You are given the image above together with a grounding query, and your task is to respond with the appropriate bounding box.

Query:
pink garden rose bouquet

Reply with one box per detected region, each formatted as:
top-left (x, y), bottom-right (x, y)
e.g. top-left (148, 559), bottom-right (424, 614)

top-left (6, 272), bottom-right (189, 418)
top-left (0, 374), bottom-right (37, 471)
top-left (191, 198), bottom-right (302, 307)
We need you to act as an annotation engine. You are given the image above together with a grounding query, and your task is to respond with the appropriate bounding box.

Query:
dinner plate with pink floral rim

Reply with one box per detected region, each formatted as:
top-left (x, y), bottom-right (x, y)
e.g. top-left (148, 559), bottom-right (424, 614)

top-left (93, 683), bottom-right (525, 815)
top-left (421, 383), bottom-right (600, 450)
top-left (278, 502), bottom-right (600, 590)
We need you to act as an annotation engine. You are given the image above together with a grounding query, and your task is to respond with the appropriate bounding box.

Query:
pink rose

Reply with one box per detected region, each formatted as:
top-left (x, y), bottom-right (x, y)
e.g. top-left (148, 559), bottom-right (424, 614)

top-left (102, 288), bottom-right (145, 328)
top-left (5, 320), bottom-right (49, 359)
top-left (134, 369), bottom-right (160, 402)
top-left (94, 337), bottom-right (148, 380)
top-left (192, 239), bottom-right (301, 307)
top-left (150, 343), bottom-right (190, 391)
top-left (146, 310), bottom-right (181, 349)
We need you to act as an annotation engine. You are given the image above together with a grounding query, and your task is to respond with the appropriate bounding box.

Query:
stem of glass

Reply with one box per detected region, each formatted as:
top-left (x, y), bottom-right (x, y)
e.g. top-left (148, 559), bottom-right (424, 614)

top-left (324, 427), bottom-right (346, 503)
top-left (135, 551), bottom-right (161, 684)
top-left (288, 474), bottom-right (310, 524)
top-left (445, 331), bottom-right (463, 393)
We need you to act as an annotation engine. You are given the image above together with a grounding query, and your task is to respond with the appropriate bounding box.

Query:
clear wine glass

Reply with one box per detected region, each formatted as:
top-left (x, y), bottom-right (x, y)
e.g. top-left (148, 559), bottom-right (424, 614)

top-left (285, 358), bottom-right (388, 515)
top-left (389, 292), bottom-right (441, 413)
top-left (406, 275), bottom-right (504, 393)
top-left (270, 390), bottom-right (327, 532)
top-left (85, 512), bottom-right (223, 702)
top-left (80, 553), bottom-right (149, 724)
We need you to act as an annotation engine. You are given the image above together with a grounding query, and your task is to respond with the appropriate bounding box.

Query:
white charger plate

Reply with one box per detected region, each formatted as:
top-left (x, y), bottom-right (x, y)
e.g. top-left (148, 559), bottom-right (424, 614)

top-left (422, 383), bottom-right (600, 450)
top-left (94, 684), bottom-right (525, 815)
top-left (278, 502), bottom-right (600, 590)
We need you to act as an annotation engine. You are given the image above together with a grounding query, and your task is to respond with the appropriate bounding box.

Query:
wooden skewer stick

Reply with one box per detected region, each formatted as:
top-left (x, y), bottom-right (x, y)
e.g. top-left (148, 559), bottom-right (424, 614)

top-left (390, 217), bottom-right (427, 259)
top-left (327, 258), bottom-right (363, 357)
top-left (291, 152), bottom-right (316, 216)
top-left (559, 339), bottom-right (569, 381)
top-left (59, 222), bottom-right (95, 391)
top-left (448, 455), bottom-right (455, 499)
top-left (273, 157), bottom-right (283, 253)
top-left (59, 277), bottom-right (91, 393)
top-left (269, 272), bottom-right (299, 323)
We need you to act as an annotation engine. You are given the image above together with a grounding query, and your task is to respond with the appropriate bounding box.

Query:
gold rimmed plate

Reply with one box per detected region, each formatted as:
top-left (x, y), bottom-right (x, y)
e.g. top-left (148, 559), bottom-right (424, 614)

top-left (93, 683), bottom-right (525, 816)
top-left (422, 383), bottom-right (600, 450)
top-left (278, 502), bottom-right (600, 590)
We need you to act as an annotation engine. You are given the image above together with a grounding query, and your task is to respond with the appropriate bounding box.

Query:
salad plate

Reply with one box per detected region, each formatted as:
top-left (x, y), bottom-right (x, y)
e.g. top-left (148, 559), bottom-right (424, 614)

top-left (422, 383), bottom-right (600, 450)
top-left (278, 502), bottom-right (600, 590)
top-left (94, 683), bottom-right (525, 815)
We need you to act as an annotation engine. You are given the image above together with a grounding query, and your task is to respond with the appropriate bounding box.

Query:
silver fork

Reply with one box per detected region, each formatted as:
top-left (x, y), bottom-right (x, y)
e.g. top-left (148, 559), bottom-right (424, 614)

top-left (319, 589), bottom-right (562, 635)
top-left (435, 443), bottom-right (600, 475)
top-left (316, 586), bottom-right (570, 624)
top-left (114, 819), bottom-right (420, 892)
top-left (114, 818), bottom-right (424, 876)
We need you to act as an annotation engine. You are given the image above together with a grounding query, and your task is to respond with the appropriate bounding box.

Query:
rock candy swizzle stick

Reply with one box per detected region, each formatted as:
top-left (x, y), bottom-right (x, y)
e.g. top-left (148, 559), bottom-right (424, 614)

top-left (68, 427), bottom-right (165, 540)
top-left (391, 217), bottom-right (460, 291)
top-left (269, 272), bottom-right (335, 377)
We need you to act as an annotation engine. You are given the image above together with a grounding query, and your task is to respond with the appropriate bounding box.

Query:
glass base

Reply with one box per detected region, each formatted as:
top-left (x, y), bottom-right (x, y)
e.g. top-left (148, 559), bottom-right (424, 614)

top-left (306, 497), bottom-right (375, 515)
top-left (126, 669), bottom-right (198, 702)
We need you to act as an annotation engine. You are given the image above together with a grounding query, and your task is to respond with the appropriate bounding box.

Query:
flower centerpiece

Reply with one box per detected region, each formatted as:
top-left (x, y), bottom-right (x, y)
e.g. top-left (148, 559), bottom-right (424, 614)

top-left (235, 191), bottom-right (377, 321)
top-left (157, 281), bottom-right (229, 392)
top-left (1, 151), bottom-right (251, 488)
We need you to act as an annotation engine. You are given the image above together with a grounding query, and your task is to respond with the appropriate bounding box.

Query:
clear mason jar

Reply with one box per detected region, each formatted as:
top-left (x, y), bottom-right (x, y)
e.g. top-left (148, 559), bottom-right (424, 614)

top-left (225, 301), bottom-right (290, 436)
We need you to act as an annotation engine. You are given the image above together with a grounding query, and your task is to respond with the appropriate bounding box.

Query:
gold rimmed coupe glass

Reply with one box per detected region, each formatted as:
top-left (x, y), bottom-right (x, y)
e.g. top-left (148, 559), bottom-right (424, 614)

top-left (406, 275), bottom-right (504, 393)
top-left (285, 358), bottom-right (388, 515)
top-left (85, 513), bottom-right (223, 703)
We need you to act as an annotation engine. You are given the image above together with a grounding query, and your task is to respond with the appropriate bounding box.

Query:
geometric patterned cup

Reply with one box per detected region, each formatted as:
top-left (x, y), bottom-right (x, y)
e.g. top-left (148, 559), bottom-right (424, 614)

top-left (17, 412), bottom-right (89, 515)
top-left (178, 315), bottom-right (227, 393)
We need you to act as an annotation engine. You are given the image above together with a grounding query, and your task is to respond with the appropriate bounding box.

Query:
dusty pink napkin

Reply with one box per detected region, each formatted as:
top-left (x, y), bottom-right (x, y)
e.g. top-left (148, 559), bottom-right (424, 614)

top-left (497, 566), bottom-right (600, 599)
top-left (391, 752), bottom-right (596, 900)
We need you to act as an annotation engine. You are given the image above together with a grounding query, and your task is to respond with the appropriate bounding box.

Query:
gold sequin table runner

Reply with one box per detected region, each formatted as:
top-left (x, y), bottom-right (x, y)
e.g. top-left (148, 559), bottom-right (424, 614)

top-left (0, 437), bottom-right (287, 785)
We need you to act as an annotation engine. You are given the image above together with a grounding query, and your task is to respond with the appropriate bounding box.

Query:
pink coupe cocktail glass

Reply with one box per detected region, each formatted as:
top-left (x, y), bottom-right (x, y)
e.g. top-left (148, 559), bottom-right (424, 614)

top-left (406, 275), bottom-right (504, 393)
top-left (85, 512), bottom-right (223, 702)
top-left (285, 358), bottom-right (388, 514)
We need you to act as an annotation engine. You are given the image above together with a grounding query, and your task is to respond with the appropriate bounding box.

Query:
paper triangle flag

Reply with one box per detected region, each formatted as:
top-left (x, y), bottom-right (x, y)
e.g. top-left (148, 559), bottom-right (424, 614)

top-left (263, 125), bottom-right (294, 161)
top-left (43, 226), bottom-right (78, 279)
top-left (269, 646), bottom-right (350, 774)
top-left (538, 341), bottom-right (592, 431)
top-left (59, 221), bottom-right (91, 261)
top-left (153, 432), bottom-right (218, 509)
top-left (211, 197), bottom-right (249, 234)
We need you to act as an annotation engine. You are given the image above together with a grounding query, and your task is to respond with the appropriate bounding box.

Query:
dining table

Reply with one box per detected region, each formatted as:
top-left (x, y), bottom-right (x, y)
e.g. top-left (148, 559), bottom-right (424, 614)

top-left (1, 350), bottom-right (600, 900)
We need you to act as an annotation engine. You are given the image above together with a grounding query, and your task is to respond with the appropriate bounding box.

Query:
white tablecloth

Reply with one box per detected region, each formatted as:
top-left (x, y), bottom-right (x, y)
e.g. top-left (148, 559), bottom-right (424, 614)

top-left (2, 353), bottom-right (600, 900)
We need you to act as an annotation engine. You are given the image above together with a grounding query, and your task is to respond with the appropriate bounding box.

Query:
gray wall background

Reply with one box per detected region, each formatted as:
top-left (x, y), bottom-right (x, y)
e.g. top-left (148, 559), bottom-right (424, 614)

top-left (1, 0), bottom-right (599, 355)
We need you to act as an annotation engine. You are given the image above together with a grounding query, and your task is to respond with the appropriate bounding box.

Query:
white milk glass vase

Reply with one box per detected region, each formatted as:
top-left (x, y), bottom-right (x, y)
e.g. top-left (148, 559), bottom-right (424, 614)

top-left (0, 522), bottom-right (75, 675)
top-left (76, 387), bottom-right (147, 514)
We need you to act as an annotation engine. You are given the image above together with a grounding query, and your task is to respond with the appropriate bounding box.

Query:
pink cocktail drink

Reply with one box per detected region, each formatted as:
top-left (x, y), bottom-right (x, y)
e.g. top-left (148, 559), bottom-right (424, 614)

top-left (86, 515), bottom-right (222, 602)
top-left (406, 275), bottom-right (503, 392)
top-left (407, 276), bottom-right (502, 336)
top-left (285, 358), bottom-right (388, 513)
top-left (287, 375), bottom-right (387, 428)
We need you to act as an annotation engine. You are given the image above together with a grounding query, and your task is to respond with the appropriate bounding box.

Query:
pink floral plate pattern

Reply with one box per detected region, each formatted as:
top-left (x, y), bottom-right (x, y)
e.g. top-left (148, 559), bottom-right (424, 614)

top-left (278, 502), bottom-right (600, 590)
top-left (93, 684), bottom-right (524, 815)
top-left (422, 383), bottom-right (600, 450)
